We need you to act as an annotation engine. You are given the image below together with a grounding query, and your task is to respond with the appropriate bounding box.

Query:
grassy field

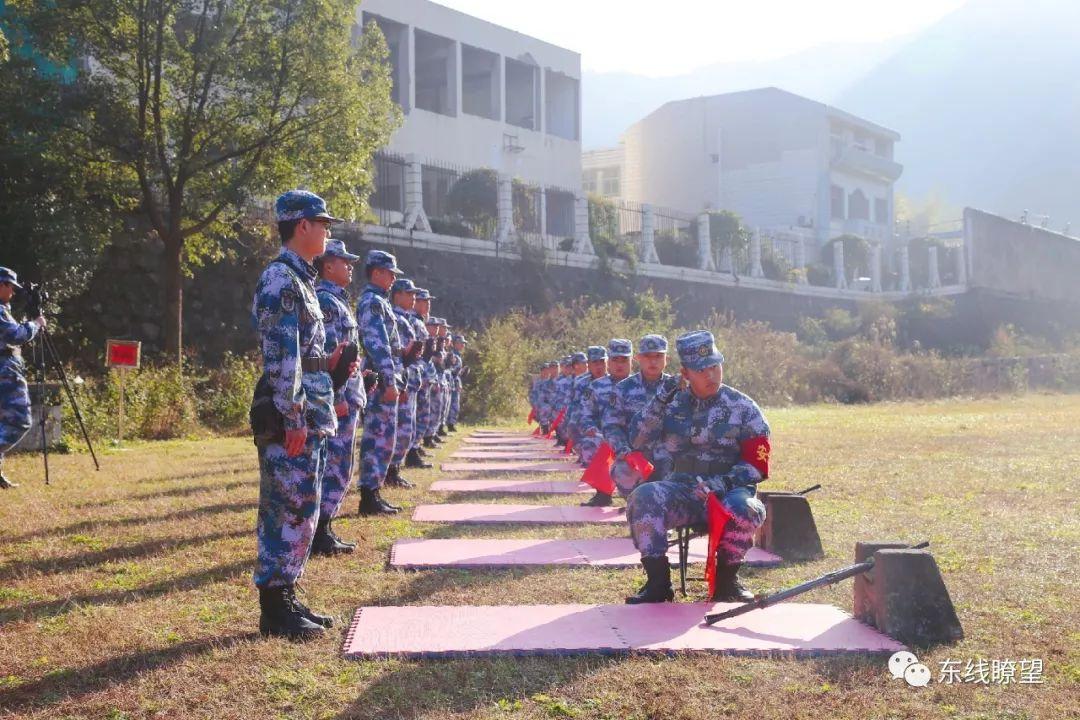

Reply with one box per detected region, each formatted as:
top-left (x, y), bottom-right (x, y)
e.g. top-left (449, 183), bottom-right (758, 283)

top-left (1, 394), bottom-right (1077, 719)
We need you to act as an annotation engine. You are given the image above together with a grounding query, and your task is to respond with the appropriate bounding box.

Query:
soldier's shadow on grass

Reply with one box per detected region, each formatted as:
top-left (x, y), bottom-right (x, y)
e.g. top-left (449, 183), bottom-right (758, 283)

top-left (2, 500), bottom-right (257, 543)
top-left (0, 558), bottom-right (251, 626)
top-left (0, 633), bottom-right (258, 715)
top-left (133, 461), bottom-right (256, 484)
top-left (0, 527), bottom-right (248, 580)
top-left (74, 479), bottom-right (254, 508)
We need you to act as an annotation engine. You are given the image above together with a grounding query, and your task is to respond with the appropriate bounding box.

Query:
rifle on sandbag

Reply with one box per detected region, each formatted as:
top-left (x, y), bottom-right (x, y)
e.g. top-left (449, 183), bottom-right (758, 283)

top-left (702, 540), bottom-right (930, 626)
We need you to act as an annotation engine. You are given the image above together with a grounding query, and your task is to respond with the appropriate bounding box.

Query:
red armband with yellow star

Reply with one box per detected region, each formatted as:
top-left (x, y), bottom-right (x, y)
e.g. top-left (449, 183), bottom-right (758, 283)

top-left (740, 436), bottom-right (770, 479)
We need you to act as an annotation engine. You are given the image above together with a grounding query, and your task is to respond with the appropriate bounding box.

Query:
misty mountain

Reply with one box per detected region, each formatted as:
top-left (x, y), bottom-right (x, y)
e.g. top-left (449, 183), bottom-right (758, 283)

top-left (836, 0), bottom-right (1080, 228)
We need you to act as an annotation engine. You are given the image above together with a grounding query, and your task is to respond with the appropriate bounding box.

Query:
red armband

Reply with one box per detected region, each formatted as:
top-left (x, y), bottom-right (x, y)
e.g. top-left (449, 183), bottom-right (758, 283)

top-left (740, 436), bottom-right (771, 479)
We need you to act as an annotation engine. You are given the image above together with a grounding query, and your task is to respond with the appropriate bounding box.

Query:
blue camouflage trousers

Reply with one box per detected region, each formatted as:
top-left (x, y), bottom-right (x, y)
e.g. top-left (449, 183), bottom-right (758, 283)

top-left (413, 384), bottom-right (430, 447)
top-left (426, 383), bottom-right (444, 437)
top-left (611, 458), bottom-right (644, 498)
top-left (320, 409), bottom-right (359, 520)
top-left (577, 434), bottom-right (601, 467)
top-left (626, 473), bottom-right (766, 563)
top-left (391, 390), bottom-right (418, 465)
top-left (0, 370), bottom-right (32, 459)
top-left (449, 386), bottom-right (461, 425)
top-left (254, 434), bottom-right (328, 588)
top-left (359, 391), bottom-right (397, 489)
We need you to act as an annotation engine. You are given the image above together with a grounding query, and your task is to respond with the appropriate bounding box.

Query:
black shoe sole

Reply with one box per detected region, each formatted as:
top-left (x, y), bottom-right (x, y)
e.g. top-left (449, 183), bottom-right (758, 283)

top-left (259, 620), bottom-right (325, 640)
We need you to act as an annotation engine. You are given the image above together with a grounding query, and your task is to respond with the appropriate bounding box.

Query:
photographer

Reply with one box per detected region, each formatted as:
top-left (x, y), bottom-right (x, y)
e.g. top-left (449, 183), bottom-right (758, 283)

top-left (0, 268), bottom-right (46, 489)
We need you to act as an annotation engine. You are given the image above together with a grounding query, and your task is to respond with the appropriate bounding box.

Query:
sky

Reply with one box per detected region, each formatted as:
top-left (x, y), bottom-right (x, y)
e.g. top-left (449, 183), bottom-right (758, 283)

top-left (433, 0), bottom-right (968, 76)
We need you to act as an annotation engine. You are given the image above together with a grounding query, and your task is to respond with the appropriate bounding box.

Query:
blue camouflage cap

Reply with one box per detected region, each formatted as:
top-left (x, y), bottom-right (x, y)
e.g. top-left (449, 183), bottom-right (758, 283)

top-left (676, 330), bottom-right (725, 370)
top-left (0, 267), bottom-right (23, 289)
top-left (320, 238), bottom-right (360, 262)
top-left (560, 356), bottom-right (572, 366)
top-left (572, 351), bottom-right (590, 363)
top-left (454, 335), bottom-right (468, 344)
top-left (365, 249), bottom-right (403, 275)
top-left (415, 288), bottom-right (434, 300)
top-left (585, 346), bottom-right (606, 362)
top-left (275, 190), bottom-right (343, 223)
top-left (391, 277), bottom-right (419, 294)
top-left (637, 334), bottom-right (669, 354)
top-left (608, 338), bottom-right (633, 358)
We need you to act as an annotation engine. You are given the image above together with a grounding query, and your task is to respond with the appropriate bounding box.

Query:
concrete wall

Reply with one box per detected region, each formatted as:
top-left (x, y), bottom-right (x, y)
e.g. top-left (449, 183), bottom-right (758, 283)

top-left (362, 0), bottom-right (582, 190)
top-left (965, 207), bottom-right (1080, 306)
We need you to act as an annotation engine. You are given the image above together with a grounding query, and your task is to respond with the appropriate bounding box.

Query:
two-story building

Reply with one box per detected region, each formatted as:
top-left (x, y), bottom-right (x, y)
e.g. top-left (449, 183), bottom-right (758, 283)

top-left (603, 87), bottom-right (903, 257)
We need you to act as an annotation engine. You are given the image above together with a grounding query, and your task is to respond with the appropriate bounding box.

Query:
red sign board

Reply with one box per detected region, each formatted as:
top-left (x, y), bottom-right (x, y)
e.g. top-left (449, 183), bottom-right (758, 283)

top-left (106, 340), bottom-right (141, 369)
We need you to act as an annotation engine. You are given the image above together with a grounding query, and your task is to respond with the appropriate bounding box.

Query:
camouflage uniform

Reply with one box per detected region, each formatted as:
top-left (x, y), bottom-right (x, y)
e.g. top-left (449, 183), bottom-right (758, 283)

top-left (0, 288), bottom-right (39, 467)
top-left (315, 273), bottom-right (364, 523)
top-left (251, 248), bottom-right (336, 588)
top-left (390, 293), bottom-right (421, 467)
top-left (603, 370), bottom-right (673, 496)
top-left (408, 305), bottom-right (431, 451)
top-left (627, 333), bottom-right (769, 566)
top-left (356, 255), bottom-right (403, 491)
top-left (447, 341), bottom-right (464, 426)
top-left (552, 366), bottom-right (574, 439)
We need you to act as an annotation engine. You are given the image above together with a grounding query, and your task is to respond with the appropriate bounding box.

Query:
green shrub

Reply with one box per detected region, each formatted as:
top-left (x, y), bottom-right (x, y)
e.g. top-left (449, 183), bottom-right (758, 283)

top-left (199, 352), bottom-right (261, 433)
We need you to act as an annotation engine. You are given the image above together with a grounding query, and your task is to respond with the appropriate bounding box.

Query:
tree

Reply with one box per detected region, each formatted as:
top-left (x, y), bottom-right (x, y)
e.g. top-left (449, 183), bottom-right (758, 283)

top-left (16, 1), bottom-right (401, 363)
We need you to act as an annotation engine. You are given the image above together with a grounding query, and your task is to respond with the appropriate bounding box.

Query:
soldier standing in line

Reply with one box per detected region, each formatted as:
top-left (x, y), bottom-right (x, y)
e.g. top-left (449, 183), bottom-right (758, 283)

top-left (423, 316), bottom-right (445, 448)
top-left (576, 338), bottom-right (635, 505)
top-left (601, 334), bottom-right (673, 503)
top-left (447, 334), bottom-right (468, 431)
top-left (355, 249), bottom-right (406, 517)
top-left (411, 289), bottom-right (437, 456)
top-left (0, 268), bottom-right (46, 489)
top-left (565, 348), bottom-right (605, 455)
top-left (435, 319), bottom-right (453, 437)
top-left (403, 289), bottom-right (433, 469)
top-left (387, 277), bottom-right (423, 488)
top-left (533, 362), bottom-right (557, 435)
top-left (311, 239), bottom-right (365, 556)
top-left (624, 330), bottom-right (771, 605)
top-left (552, 355), bottom-right (579, 446)
top-left (250, 190), bottom-right (354, 639)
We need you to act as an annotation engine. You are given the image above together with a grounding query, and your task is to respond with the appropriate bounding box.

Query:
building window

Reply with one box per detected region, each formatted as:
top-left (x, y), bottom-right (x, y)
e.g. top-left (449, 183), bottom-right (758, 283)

top-left (462, 44), bottom-right (500, 121)
top-left (582, 170), bottom-right (598, 194)
top-left (362, 13), bottom-right (409, 112)
top-left (875, 197), bottom-right (889, 224)
top-left (415, 30), bottom-right (456, 116)
top-left (848, 189), bottom-right (869, 221)
top-left (601, 169), bottom-right (620, 197)
top-left (545, 69), bottom-right (579, 141)
top-left (505, 58), bottom-right (539, 130)
top-left (831, 185), bottom-right (845, 219)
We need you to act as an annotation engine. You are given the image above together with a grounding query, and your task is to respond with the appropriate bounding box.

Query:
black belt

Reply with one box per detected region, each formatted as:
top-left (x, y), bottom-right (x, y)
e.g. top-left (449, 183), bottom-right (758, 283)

top-left (301, 357), bottom-right (329, 373)
top-left (673, 458), bottom-right (729, 476)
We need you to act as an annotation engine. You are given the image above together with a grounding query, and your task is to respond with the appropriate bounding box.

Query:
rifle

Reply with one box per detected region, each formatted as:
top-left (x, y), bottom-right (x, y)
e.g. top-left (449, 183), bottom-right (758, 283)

top-left (702, 540), bottom-right (930, 626)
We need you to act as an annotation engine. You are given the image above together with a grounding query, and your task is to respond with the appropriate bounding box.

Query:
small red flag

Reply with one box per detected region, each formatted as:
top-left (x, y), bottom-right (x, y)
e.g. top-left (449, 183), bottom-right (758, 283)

top-left (527, 407), bottom-right (536, 425)
top-left (532, 426), bottom-right (542, 437)
top-left (545, 408), bottom-right (566, 438)
top-left (564, 438), bottom-right (574, 455)
top-left (580, 442), bottom-right (616, 495)
top-left (705, 494), bottom-right (733, 599)
top-left (624, 451), bottom-right (654, 480)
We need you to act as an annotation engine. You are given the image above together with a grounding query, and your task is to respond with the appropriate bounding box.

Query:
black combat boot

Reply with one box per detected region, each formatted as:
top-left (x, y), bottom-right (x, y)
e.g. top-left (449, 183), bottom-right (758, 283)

top-left (416, 445), bottom-right (430, 457)
top-left (359, 487), bottom-right (399, 516)
top-left (446, 422), bottom-right (457, 432)
top-left (554, 437), bottom-right (566, 447)
top-left (404, 447), bottom-right (432, 469)
top-left (423, 436), bottom-right (437, 449)
top-left (539, 424), bottom-right (550, 436)
top-left (258, 585), bottom-right (325, 640)
top-left (625, 556), bottom-right (675, 604)
top-left (710, 561), bottom-right (755, 602)
top-left (310, 514), bottom-right (355, 556)
top-left (431, 434), bottom-right (445, 445)
top-left (580, 491), bottom-right (613, 508)
top-left (289, 585), bottom-right (334, 628)
top-left (375, 488), bottom-right (402, 512)
top-left (0, 473), bottom-right (18, 490)
top-left (326, 519), bottom-right (357, 550)
top-left (437, 424), bottom-right (448, 438)
top-left (385, 465), bottom-right (415, 489)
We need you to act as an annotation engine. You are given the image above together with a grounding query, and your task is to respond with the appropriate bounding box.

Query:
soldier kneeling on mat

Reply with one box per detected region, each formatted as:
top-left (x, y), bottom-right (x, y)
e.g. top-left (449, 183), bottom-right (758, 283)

top-left (624, 330), bottom-right (771, 604)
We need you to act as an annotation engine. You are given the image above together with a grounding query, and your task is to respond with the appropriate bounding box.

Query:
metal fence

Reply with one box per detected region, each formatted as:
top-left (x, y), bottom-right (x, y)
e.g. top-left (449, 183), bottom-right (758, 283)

top-left (371, 152), bottom-right (407, 226)
top-left (653, 205), bottom-right (697, 268)
top-left (545, 187), bottom-right (576, 246)
top-left (420, 160), bottom-right (497, 241)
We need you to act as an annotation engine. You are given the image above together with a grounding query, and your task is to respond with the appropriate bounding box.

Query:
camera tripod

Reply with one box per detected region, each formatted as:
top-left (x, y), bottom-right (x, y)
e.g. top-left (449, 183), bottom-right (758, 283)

top-left (27, 326), bottom-right (99, 484)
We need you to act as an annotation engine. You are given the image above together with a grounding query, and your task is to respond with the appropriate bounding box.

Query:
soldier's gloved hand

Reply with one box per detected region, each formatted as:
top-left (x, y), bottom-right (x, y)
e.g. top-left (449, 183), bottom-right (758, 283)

top-left (656, 375), bottom-right (680, 404)
top-left (284, 427), bottom-right (308, 458)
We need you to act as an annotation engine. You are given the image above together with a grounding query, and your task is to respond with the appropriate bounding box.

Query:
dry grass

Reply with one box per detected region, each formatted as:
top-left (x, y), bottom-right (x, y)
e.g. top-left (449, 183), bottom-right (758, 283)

top-left (1, 394), bottom-right (1077, 720)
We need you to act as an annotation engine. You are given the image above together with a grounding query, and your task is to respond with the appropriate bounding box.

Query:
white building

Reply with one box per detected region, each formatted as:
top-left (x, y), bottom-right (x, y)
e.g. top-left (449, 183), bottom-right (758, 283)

top-left (360, 0), bottom-right (582, 191)
top-left (616, 87), bottom-right (903, 254)
top-left (582, 146), bottom-right (625, 200)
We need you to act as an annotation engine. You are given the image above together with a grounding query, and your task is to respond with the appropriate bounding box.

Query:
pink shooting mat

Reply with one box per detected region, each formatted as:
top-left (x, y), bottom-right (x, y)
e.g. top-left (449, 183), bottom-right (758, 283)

top-left (412, 503), bottom-right (626, 524)
top-left (451, 450), bottom-right (569, 460)
top-left (429, 479), bottom-right (592, 494)
top-left (441, 460), bottom-right (581, 473)
top-left (461, 437), bottom-right (554, 446)
top-left (343, 602), bottom-right (906, 659)
top-left (389, 537), bottom-right (783, 568)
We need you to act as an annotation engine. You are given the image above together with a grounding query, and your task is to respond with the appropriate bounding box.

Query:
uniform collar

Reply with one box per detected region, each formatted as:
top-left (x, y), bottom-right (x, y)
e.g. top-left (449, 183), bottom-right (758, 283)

top-left (278, 247), bottom-right (317, 281)
top-left (689, 386), bottom-right (722, 410)
top-left (316, 278), bottom-right (349, 301)
top-left (363, 282), bottom-right (389, 298)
